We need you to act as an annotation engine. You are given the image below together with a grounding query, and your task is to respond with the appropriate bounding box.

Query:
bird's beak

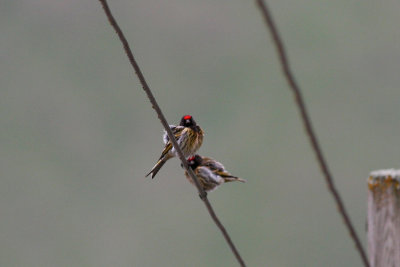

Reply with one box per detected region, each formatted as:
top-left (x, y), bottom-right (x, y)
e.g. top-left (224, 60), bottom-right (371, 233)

top-left (186, 120), bottom-right (190, 124)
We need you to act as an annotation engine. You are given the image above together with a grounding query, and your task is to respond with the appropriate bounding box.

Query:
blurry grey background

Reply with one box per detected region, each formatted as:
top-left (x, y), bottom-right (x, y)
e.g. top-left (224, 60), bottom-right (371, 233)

top-left (1, 0), bottom-right (400, 266)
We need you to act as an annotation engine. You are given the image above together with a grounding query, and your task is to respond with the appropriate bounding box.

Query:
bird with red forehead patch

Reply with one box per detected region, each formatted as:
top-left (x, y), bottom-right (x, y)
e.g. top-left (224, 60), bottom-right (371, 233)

top-left (183, 154), bottom-right (246, 192)
top-left (146, 115), bottom-right (204, 179)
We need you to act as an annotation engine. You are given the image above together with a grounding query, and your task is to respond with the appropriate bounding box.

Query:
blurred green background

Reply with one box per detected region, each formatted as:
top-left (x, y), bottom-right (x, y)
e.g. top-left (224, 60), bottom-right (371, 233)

top-left (1, 0), bottom-right (400, 266)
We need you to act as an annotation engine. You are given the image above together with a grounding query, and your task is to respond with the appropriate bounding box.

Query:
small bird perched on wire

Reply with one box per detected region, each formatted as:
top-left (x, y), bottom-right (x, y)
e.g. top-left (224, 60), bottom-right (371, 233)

top-left (184, 154), bottom-right (246, 192)
top-left (146, 115), bottom-right (204, 179)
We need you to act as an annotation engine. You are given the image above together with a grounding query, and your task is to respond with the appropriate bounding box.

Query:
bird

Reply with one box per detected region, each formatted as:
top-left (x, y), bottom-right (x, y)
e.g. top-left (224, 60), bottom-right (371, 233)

top-left (183, 154), bottom-right (246, 192)
top-left (146, 115), bottom-right (204, 179)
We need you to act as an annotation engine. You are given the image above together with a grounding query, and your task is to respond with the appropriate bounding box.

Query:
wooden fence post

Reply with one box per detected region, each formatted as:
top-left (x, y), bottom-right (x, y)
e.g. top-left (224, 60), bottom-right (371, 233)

top-left (368, 169), bottom-right (400, 267)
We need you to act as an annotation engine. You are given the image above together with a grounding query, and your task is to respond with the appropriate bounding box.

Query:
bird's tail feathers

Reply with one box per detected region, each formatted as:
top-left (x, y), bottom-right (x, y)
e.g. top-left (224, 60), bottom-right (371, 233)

top-left (145, 158), bottom-right (167, 179)
top-left (146, 155), bottom-right (171, 179)
top-left (224, 176), bottom-right (246, 183)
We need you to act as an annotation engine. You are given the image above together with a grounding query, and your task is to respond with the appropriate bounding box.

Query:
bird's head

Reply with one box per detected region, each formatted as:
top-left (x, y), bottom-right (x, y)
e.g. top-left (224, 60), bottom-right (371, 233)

top-left (187, 154), bottom-right (202, 169)
top-left (180, 115), bottom-right (196, 127)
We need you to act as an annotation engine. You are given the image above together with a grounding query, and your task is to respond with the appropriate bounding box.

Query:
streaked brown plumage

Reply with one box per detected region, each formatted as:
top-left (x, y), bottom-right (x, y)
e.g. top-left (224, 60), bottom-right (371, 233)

top-left (184, 154), bottom-right (246, 192)
top-left (146, 115), bottom-right (204, 179)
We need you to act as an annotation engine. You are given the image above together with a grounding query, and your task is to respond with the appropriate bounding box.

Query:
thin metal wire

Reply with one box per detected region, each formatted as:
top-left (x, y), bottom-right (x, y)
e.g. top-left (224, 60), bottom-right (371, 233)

top-left (255, 1), bottom-right (370, 266)
top-left (97, 1), bottom-right (246, 266)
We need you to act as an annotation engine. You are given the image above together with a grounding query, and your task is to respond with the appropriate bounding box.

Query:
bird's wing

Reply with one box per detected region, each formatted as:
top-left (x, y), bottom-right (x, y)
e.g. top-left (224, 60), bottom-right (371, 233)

top-left (202, 157), bottom-right (226, 173)
top-left (176, 127), bottom-right (189, 145)
top-left (162, 125), bottom-right (179, 144)
top-left (202, 157), bottom-right (241, 179)
top-left (197, 166), bottom-right (222, 185)
top-left (215, 169), bottom-right (237, 179)
top-left (159, 143), bottom-right (173, 160)
top-left (159, 126), bottom-right (184, 159)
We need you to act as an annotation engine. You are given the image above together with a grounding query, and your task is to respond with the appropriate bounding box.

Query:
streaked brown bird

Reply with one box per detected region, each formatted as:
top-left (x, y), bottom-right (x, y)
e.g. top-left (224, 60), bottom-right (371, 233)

top-left (184, 154), bottom-right (246, 192)
top-left (146, 115), bottom-right (204, 179)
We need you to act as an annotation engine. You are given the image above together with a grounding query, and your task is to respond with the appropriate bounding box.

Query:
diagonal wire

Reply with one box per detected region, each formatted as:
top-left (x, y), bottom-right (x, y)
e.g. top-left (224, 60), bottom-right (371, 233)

top-left (255, 1), bottom-right (370, 267)
top-left (97, 1), bottom-right (246, 266)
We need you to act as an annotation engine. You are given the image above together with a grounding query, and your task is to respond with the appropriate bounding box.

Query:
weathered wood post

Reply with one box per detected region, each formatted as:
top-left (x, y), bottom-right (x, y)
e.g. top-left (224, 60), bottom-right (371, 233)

top-left (368, 169), bottom-right (400, 267)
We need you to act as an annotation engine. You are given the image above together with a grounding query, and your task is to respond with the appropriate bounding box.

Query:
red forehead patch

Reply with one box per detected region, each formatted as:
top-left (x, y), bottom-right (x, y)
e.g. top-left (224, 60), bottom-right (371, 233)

top-left (187, 156), bottom-right (195, 161)
top-left (183, 115), bottom-right (192, 120)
